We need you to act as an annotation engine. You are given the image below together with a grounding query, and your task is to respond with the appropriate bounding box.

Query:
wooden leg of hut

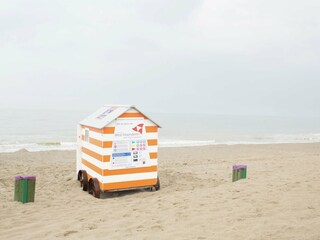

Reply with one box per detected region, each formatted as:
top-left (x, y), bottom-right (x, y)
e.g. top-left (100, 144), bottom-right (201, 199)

top-left (78, 170), bottom-right (88, 191)
top-left (88, 178), bottom-right (100, 198)
top-left (154, 177), bottom-right (160, 191)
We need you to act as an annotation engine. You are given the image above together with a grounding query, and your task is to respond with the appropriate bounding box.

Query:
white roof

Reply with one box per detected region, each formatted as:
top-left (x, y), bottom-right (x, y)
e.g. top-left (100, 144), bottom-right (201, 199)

top-left (80, 105), bottom-right (161, 129)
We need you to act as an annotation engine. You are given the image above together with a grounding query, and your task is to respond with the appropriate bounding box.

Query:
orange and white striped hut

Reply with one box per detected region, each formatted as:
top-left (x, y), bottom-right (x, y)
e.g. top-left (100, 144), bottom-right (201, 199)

top-left (76, 105), bottom-right (160, 198)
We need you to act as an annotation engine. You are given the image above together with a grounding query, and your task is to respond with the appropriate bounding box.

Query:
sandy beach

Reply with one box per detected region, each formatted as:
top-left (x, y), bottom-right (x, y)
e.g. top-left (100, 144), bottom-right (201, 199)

top-left (0, 143), bottom-right (320, 239)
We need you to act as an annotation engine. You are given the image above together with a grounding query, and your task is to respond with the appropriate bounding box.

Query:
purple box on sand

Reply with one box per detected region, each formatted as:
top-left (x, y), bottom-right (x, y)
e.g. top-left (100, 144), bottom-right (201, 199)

top-left (233, 165), bottom-right (247, 170)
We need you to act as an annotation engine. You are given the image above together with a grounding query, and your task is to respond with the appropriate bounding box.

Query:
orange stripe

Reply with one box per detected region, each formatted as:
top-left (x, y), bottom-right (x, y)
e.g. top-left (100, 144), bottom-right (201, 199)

top-left (81, 162), bottom-right (157, 177)
top-left (82, 159), bottom-right (102, 175)
top-left (147, 139), bottom-right (157, 146)
top-left (103, 141), bottom-right (113, 148)
top-left (81, 147), bottom-right (110, 162)
top-left (82, 136), bottom-right (113, 148)
top-left (103, 127), bottom-right (115, 134)
top-left (81, 125), bottom-right (115, 134)
top-left (82, 147), bottom-right (102, 161)
top-left (89, 137), bottom-right (103, 147)
top-left (103, 166), bottom-right (157, 176)
top-left (149, 152), bottom-right (157, 159)
top-left (146, 126), bottom-right (158, 133)
top-left (118, 113), bottom-right (146, 118)
top-left (102, 179), bottom-right (157, 191)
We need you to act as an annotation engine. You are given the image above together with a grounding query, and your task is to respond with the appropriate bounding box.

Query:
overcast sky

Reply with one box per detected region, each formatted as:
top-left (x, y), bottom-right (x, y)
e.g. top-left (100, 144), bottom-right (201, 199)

top-left (0, 0), bottom-right (319, 116)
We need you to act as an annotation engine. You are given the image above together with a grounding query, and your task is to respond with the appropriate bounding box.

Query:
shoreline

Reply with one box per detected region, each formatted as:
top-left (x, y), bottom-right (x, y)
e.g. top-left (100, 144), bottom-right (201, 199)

top-left (1, 141), bottom-right (320, 154)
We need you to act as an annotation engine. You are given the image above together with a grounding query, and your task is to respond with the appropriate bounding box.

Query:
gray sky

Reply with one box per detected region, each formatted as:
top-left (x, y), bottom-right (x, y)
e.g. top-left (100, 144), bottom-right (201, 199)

top-left (1, 0), bottom-right (319, 116)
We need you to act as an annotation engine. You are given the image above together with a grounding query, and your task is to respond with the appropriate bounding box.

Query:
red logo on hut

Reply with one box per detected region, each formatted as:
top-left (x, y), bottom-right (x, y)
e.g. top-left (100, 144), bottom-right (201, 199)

top-left (132, 124), bottom-right (144, 134)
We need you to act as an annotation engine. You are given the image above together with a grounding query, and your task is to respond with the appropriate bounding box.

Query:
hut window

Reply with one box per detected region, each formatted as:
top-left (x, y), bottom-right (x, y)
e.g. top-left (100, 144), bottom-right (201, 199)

top-left (84, 129), bottom-right (89, 142)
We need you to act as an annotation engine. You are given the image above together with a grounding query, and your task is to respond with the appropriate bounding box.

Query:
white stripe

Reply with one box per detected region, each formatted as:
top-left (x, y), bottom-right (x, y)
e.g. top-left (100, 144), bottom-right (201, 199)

top-left (103, 160), bottom-right (158, 169)
top-left (89, 131), bottom-right (114, 141)
top-left (108, 120), bottom-right (155, 127)
top-left (83, 166), bottom-right (157, 184)
top-left (81, 119), bottom-right (156, 129)
top-left (82, 142), bottom-right (157, 156)
top-left (108, 118), bottom-right (156, 126)
top-left (146, 132), bottom-right (158, 139)
top-left (86, 132), bottom-right (157, 142)
top-left (82, 153), bottom-right (158, 170)
top-left (81, 121), bottom-right (116, 128)
top-left (87, 133), bottom-right (157, 142)
top-left (144, 120), bottom-right (156, 127)
top-left (82, 153), bottom-right (108, 169)
top-left (148, 146), bottom-right (158, 153)
top-left (150, 159), bottom-right (158, 166)
top-left (82, 139), bottom-right (157, 155)
top-left (126, 109), bottom-right (139, 113)
top-left (102, 172), bottom-right (157, 183)
top-left (108, 162), bottom-right (158, 169)
top-left (76, 125), bottom-right (82, 176)
top-left (82, 141), bottom-right (112, 155)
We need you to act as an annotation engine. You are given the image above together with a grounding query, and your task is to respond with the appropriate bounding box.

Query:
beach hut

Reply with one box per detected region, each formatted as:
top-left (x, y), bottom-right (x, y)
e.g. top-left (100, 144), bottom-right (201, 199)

top-left (76, 105), bottom-right (161, 198)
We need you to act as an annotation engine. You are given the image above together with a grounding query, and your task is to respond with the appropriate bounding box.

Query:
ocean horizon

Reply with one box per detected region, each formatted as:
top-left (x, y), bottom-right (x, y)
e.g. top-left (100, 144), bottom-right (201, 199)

top-left (0, 109), bottom-right (319, 152)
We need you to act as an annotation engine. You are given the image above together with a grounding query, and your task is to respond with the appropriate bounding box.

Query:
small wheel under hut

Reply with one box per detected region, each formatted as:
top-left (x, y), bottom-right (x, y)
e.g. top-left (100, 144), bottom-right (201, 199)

top-left (88, 178), bottom-right (101, 198)
top-left (78, 170), bottom-right (88, 191)
top-left (154, 177), bottom-right (160, 191)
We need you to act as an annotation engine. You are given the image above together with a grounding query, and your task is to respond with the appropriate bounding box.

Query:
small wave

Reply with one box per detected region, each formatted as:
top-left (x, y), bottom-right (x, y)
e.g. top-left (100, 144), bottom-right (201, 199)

top-left (0, 142), bottom-right (77, 153)
top-left (159, 139), bottom-right (217, 147)
top-left (159, 134), bottom-right (320, 147)
top-left (38, 142), bottom-right (62, 146)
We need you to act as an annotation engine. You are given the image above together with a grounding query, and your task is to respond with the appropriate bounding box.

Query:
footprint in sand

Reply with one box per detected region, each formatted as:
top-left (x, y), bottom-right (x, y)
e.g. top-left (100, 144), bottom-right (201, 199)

top-left (85, 224), bottom-right (97, 230)
top-left (0, 179), bottom-right (10, 187)
top-left (64, 230), bottom-right (78, 236)
top-left (136, 225), bottom-right (144, 232)
top-left (151, 225), bottom-right (164, 231)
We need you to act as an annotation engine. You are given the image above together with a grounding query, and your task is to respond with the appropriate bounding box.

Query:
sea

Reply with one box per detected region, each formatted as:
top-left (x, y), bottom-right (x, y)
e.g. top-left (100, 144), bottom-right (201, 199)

top-left (0, 109), bottom-right (319, 152)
